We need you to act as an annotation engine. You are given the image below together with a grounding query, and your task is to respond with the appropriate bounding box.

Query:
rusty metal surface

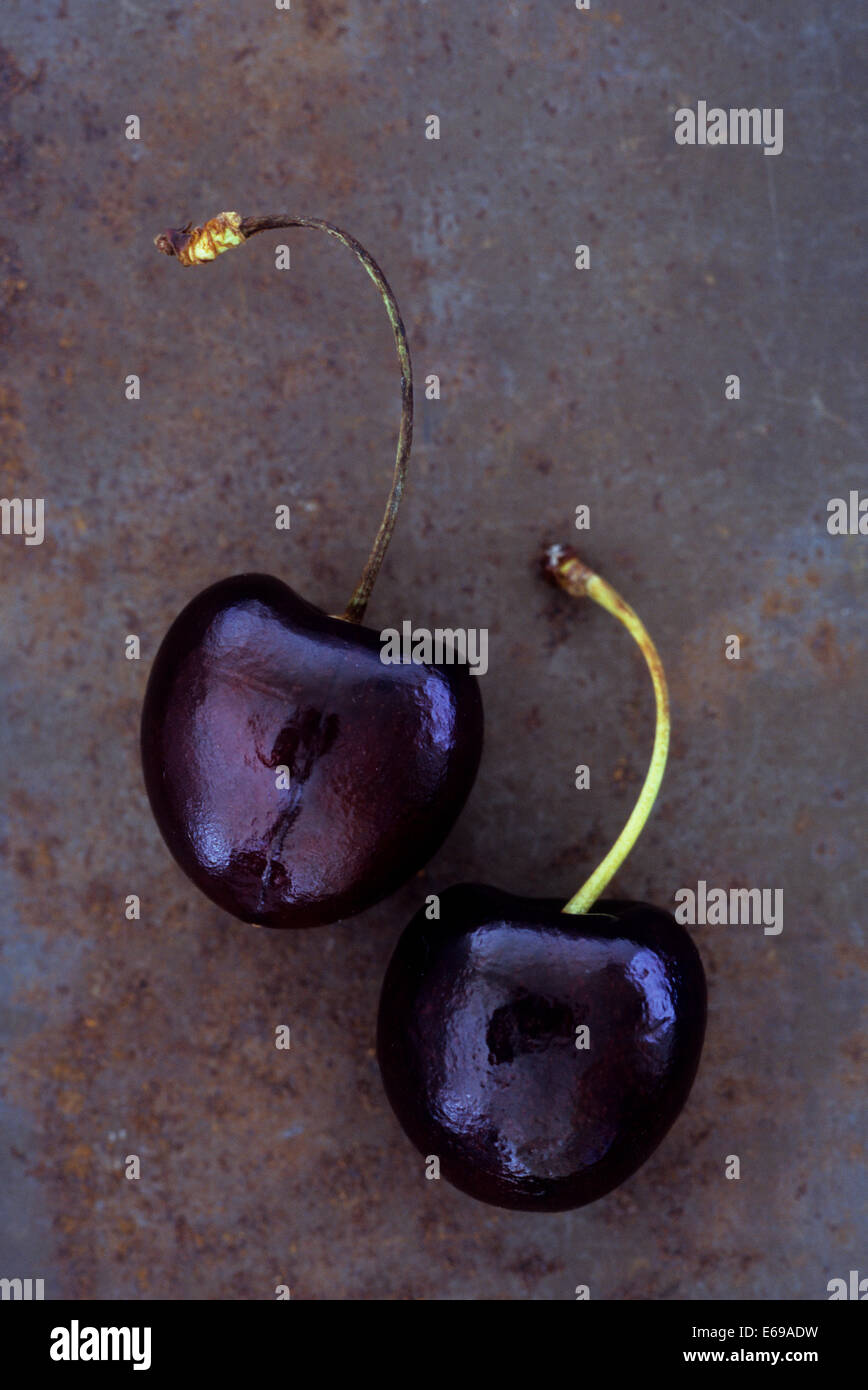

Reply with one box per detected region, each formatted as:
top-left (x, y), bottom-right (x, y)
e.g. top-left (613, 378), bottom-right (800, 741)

top-left (0, 0), bottom-right (864, 1300)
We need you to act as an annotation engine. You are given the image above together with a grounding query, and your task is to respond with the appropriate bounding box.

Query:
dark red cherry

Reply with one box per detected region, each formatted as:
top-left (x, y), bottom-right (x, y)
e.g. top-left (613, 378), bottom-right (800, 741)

top-left (377, 883), bottom-right (706, 1211)
top-left (141, 575), bottom-right (483, 928)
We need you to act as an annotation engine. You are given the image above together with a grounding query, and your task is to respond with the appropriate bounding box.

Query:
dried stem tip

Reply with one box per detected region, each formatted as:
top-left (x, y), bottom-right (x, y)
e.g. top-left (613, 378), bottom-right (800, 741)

top-left (542, 543), bottom-right (594, 598)
top-left (154, 211), bottom-right (246, 266)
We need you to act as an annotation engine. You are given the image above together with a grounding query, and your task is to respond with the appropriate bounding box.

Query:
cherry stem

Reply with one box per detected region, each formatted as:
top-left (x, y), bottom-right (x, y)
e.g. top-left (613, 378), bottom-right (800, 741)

top-left (543, 544), bottom-right (670, 916)
top-left (154, 210), bottom-right (413, 625)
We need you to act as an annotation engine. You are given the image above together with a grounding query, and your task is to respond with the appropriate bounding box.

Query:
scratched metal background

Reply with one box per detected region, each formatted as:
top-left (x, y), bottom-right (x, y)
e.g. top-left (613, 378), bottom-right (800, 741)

top-left (0, 0), bottom-right (864, 1301)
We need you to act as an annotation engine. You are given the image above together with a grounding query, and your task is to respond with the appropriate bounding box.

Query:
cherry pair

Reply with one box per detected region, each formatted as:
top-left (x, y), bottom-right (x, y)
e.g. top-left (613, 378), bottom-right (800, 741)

top-left (143, 213), bottom-right (706, 1211)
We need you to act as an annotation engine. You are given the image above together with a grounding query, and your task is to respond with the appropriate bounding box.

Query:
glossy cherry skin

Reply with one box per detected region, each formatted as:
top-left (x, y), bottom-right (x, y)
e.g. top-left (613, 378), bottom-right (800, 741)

top-left (141, 575), bottom-right (483, 928)
top-left (377, 884), bottom-right (706, 1210)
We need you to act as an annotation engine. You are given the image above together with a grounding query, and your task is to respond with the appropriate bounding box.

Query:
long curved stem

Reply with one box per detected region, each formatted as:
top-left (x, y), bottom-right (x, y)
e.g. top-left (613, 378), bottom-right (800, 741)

top-left (154, 210), bottom-right (413, 625)
top-left (543, 544), bottom-right (670, 915)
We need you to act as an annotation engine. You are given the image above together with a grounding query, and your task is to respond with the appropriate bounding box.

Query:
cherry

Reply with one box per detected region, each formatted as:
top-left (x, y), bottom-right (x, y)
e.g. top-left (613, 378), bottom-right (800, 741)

top-left (377, 886), bottom-right (705, 1211)
top-left (377, 547), bottom-right (706, 1209)
top-left (142, 212), bottom-right (482, 928)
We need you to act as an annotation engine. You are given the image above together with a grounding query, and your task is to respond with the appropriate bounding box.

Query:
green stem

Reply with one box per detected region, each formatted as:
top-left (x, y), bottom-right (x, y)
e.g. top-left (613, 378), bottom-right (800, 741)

top-left (543, 544), bottom-right (670, 915)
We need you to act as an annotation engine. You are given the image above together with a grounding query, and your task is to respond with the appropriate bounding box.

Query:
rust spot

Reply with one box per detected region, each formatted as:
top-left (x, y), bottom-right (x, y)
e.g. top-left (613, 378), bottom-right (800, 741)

top-left (0, 46), bottom-right (44, 190)
top-left (524, 705), bottom-right (542, 733)
top-left (809, 620), bottom-right (851, 678)
top-left (840, 1034), bottom-right (865, 1067)
top-left (762, 588), bottom-right (802, 618)
top-left (0, 236), bottom-right (26, 331)
top-left (0, 43), bottom-right (44, 105)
